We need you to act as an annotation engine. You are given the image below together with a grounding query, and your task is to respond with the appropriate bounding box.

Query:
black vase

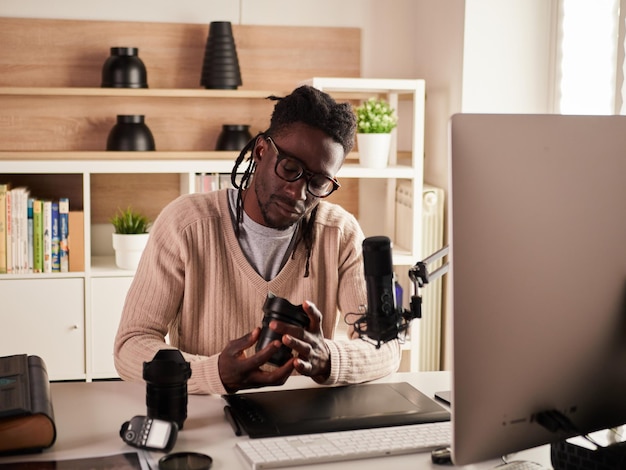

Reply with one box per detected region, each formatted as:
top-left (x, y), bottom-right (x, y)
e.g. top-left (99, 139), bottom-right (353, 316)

top-left (101, 47), bottom-right (148, 88)
top-left (106, 115), bottom-right (156, 151)
top-left (215, 124), bottom-right (253, 151)
top-left (200, 22), bottom-right (242, 90)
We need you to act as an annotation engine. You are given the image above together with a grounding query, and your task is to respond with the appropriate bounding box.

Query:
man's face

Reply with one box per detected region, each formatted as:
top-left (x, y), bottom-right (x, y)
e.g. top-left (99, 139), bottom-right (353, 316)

top-left (245, 122), bottom-right (345, 230)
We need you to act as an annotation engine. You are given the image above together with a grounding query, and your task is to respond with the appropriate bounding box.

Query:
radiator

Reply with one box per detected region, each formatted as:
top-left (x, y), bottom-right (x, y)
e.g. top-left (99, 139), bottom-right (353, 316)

top-left (395, 182), bottom-right (445, 371)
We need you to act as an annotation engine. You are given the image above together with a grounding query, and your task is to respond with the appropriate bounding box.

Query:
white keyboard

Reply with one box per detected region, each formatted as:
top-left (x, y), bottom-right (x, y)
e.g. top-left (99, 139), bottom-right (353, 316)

top-left (235, 421), bottom-right (451, 469)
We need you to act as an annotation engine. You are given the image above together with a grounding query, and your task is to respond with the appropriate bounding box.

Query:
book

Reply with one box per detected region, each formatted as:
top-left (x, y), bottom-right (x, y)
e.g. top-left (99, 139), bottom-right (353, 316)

top-left (5, 189), bottom-right (12, 273)
top-left (68, 211), bottom-right (84, 272)
top-left (32, 200), bottom-right (43, 273)
top-left (9, 187), bottom-right (29, 274)
top-left (51, 201), bottom-right (60, 272)
top-left (59, 198), bottom-right (69, 273)
top-left (27, 198), bottom-right (33, 273)
top-left (10, 188), bottom-right (19, 273)
top-left (42, 200), bottom-right (52, 273)
top-left (0, 184), bottom-right (7, 274)
top-left (19, 188), bottom-right (30, 274)
top-left (219, 173), bottom-right (233, 189)
top-left (0, 354), bottom-right (56, 455)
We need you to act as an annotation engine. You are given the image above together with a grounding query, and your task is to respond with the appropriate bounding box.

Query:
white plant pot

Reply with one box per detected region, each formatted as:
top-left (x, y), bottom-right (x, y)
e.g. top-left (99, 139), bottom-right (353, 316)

top-left (112, 233), bottom-right (149, 270)
top-left (357, 133), bottom-right (392, 169)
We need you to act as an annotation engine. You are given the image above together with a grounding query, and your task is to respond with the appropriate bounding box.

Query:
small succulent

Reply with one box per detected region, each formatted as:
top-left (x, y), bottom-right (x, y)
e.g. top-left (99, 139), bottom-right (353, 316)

top-left (110, 206), bottom-right (151, 234)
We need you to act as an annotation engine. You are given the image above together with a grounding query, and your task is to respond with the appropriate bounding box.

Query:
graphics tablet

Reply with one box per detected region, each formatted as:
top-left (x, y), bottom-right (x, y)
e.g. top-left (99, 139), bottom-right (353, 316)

top-left (222, 382), bottom-right (450, 438)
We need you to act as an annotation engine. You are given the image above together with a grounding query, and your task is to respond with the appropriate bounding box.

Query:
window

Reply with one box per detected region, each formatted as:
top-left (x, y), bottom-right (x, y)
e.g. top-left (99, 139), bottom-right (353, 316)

top-left (558, 0), bottom-right (625, 114)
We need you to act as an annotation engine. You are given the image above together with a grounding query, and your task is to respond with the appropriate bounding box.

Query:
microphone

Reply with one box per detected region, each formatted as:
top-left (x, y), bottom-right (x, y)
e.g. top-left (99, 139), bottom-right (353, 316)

top-left (352, 235), bottom-right (449, 348)
top-left (354, 236), bottom-right (407, 347)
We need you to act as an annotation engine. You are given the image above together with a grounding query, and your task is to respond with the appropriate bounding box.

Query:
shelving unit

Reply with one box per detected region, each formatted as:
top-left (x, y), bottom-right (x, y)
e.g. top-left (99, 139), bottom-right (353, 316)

top-left (0, 17), bottom-right (428, 380)
top-left (305, 77), bottom-right (426, 265)
top-left (1, 80), bottom-right (425, 379)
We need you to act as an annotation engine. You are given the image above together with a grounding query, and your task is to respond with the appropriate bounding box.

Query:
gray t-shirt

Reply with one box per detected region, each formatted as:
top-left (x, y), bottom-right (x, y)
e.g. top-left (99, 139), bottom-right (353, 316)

top-left (227, 188), bottom-right (298, 281)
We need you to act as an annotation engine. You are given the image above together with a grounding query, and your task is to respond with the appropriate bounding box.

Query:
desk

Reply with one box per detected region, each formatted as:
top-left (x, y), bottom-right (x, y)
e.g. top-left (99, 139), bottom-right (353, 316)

top-left (0, 372), bottom-right (552, 469)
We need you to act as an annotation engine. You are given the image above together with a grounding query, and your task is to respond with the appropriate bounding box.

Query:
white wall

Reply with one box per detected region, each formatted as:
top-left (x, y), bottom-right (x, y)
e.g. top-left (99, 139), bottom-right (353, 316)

top-left (463, 0), bottom-right (558, 113)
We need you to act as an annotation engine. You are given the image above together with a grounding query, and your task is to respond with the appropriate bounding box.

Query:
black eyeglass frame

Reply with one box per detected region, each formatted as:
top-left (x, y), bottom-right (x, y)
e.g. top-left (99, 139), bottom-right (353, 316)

top-left (265, 136), bottom-right (341, 198)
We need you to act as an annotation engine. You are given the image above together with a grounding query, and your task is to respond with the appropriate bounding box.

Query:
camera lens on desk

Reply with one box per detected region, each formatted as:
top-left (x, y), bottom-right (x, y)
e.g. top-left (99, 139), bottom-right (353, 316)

top-left (256, 293), bottom-right (310, 366)
top-left (143, 349), bottom-right (191, 430)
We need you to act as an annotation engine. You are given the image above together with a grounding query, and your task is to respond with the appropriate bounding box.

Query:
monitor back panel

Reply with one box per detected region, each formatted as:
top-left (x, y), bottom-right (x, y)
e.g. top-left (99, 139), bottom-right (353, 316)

top-left (449, 114), bottom-right (626, 465)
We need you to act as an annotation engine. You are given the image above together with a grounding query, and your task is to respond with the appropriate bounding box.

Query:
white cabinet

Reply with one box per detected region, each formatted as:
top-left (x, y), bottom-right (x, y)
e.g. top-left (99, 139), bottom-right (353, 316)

top-left (0, 278), bottom-right (85, 380)
top-left (89, 276), bottom-right (133, 379)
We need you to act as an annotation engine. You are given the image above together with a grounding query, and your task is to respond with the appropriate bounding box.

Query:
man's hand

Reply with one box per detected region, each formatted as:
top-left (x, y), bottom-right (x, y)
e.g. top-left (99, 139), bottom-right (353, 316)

top-left (218, 327), bottom-right (294, 393)
top-left (273, 301), bottom-right (331, 382)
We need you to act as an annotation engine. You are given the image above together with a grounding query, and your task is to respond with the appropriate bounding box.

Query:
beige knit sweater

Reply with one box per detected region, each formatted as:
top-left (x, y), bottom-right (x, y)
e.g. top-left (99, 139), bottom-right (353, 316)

top-left (114, 189), bottom-right (400, 395)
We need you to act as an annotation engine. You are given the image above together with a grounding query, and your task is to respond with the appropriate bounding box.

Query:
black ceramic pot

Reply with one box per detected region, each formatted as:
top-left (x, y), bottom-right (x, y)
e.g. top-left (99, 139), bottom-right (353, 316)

top-left (106, 115), bottom-right (156, 151)
top-left (101, 47), bottom-right (148, 88)
top-left (215, 124), bottom-right (253, 151)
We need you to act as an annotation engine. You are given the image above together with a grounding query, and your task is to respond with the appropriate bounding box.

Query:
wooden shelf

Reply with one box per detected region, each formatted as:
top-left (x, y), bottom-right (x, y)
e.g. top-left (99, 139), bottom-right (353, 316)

top-left (0, 86), bottom-right (403, 102)
top-left (0, 87), bottom-right (287, 99)
top-left (0, 150), bottom-right (239, 161)
top-left (0, 152), bottom-right (416, 179)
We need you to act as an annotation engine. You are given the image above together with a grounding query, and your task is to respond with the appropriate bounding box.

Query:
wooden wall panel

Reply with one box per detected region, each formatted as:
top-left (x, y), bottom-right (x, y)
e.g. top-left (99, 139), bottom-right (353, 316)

top-left (91, 173), bottom-right (180, 223)
top-left (0, 95), bottom-right (274, 151)
top-left (0, 18), bottom-right (360, 91)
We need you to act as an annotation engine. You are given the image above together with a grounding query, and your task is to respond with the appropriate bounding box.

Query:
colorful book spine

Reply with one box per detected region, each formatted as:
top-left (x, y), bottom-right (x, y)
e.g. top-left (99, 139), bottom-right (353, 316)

top-left (17, 188), bottom-right (28, 274)
top-left (42, 200), bottom-right (52, 273)
top-left (0, 184), bottom-right (7, 274)
top-left (51, 201), bottom-right (60, 272)
top-left (33, 199), bottom-right (43, 273)
top-left (8, 187), bottom-right (29, 274)
top-left (27, 198), bottom-right (34, 273)
top-left (19, 188), bottom-right (30, 274)
top-left (68, 211), bottom-right (84, 272)
top-left (59, 198), bottom-right (69, 273)
top-left (0, 189), bottom-right (70, 276)
top-left (5, 190), bottom-right (11, 273)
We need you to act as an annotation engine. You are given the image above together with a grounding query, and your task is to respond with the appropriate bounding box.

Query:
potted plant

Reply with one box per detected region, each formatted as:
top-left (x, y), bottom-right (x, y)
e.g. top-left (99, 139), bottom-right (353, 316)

top-left (354, 97), bottom-right (398, 168)
top-left (110, 206), bottom-right (151, 270)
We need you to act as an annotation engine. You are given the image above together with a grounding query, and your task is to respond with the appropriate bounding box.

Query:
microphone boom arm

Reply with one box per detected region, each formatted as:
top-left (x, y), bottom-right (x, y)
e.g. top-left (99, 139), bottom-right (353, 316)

top-left (406, 245), bottom-right (449, 321)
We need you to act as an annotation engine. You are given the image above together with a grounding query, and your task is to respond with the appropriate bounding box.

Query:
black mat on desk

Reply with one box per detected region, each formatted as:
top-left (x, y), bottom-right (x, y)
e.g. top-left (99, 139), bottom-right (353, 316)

top-left (222, 381), bottom-right (450, 438)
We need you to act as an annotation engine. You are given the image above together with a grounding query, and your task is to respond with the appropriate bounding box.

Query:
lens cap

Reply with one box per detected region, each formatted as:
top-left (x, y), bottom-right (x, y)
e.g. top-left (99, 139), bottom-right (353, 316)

top-left (158, 452), bottom-right (213, 470)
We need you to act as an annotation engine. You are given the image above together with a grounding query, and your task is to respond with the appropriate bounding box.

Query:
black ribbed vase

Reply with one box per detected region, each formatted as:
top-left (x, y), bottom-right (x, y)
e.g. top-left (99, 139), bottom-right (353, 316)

top-left (101, 47), bottom-right (148, 88)
top-left (106, 115), bottom-right (156, 151)
top-left (200, 21), bottom-right (242, 90)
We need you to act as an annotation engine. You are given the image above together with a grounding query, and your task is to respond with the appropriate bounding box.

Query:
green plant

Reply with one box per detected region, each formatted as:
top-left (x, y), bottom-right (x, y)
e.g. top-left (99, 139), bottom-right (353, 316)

top-left (355, 97), bottom-right (398, 134)
top-left (110, 206), bottom-right (151, 234)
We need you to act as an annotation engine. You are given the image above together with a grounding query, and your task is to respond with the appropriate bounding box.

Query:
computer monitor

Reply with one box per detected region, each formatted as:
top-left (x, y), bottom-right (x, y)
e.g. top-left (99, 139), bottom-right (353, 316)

top-left (448, 113), bottom-right (626, 465)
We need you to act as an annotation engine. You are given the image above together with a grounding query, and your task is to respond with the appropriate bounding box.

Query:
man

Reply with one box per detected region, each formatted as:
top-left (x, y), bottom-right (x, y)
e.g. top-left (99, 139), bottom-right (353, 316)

top-left (114, 85), bottom-right (401, 395)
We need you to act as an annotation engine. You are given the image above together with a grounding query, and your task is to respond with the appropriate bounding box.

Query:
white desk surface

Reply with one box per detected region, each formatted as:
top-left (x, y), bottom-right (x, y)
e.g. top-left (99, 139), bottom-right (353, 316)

top-left (0, 372), bottom-right (552, 469)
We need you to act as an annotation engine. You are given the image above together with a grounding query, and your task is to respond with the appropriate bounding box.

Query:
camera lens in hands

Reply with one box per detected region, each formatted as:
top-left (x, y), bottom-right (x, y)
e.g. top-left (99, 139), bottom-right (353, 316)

top-left (256, 293), bottom-right (310, 366)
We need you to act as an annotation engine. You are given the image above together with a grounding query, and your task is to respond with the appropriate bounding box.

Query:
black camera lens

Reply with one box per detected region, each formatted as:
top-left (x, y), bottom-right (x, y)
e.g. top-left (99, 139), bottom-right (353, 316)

top-left (143, 349), bottom-right (192, 430)
top-left (256, 293), bottom-right (310, 366)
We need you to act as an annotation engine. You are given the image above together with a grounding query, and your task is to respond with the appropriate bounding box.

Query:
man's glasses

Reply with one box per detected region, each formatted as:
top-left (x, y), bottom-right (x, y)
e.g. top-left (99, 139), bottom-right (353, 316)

top-left (266, 136), bottom-right (340, 198)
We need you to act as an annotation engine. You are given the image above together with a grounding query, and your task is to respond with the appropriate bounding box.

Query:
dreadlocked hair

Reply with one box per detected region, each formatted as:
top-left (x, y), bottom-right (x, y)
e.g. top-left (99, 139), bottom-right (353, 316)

top-left (230, 85), bottom-right (357, 277)
top-left (266, 85), bottom-right (356, 156)
top-left (231, 132), bottom-right (263, 236)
